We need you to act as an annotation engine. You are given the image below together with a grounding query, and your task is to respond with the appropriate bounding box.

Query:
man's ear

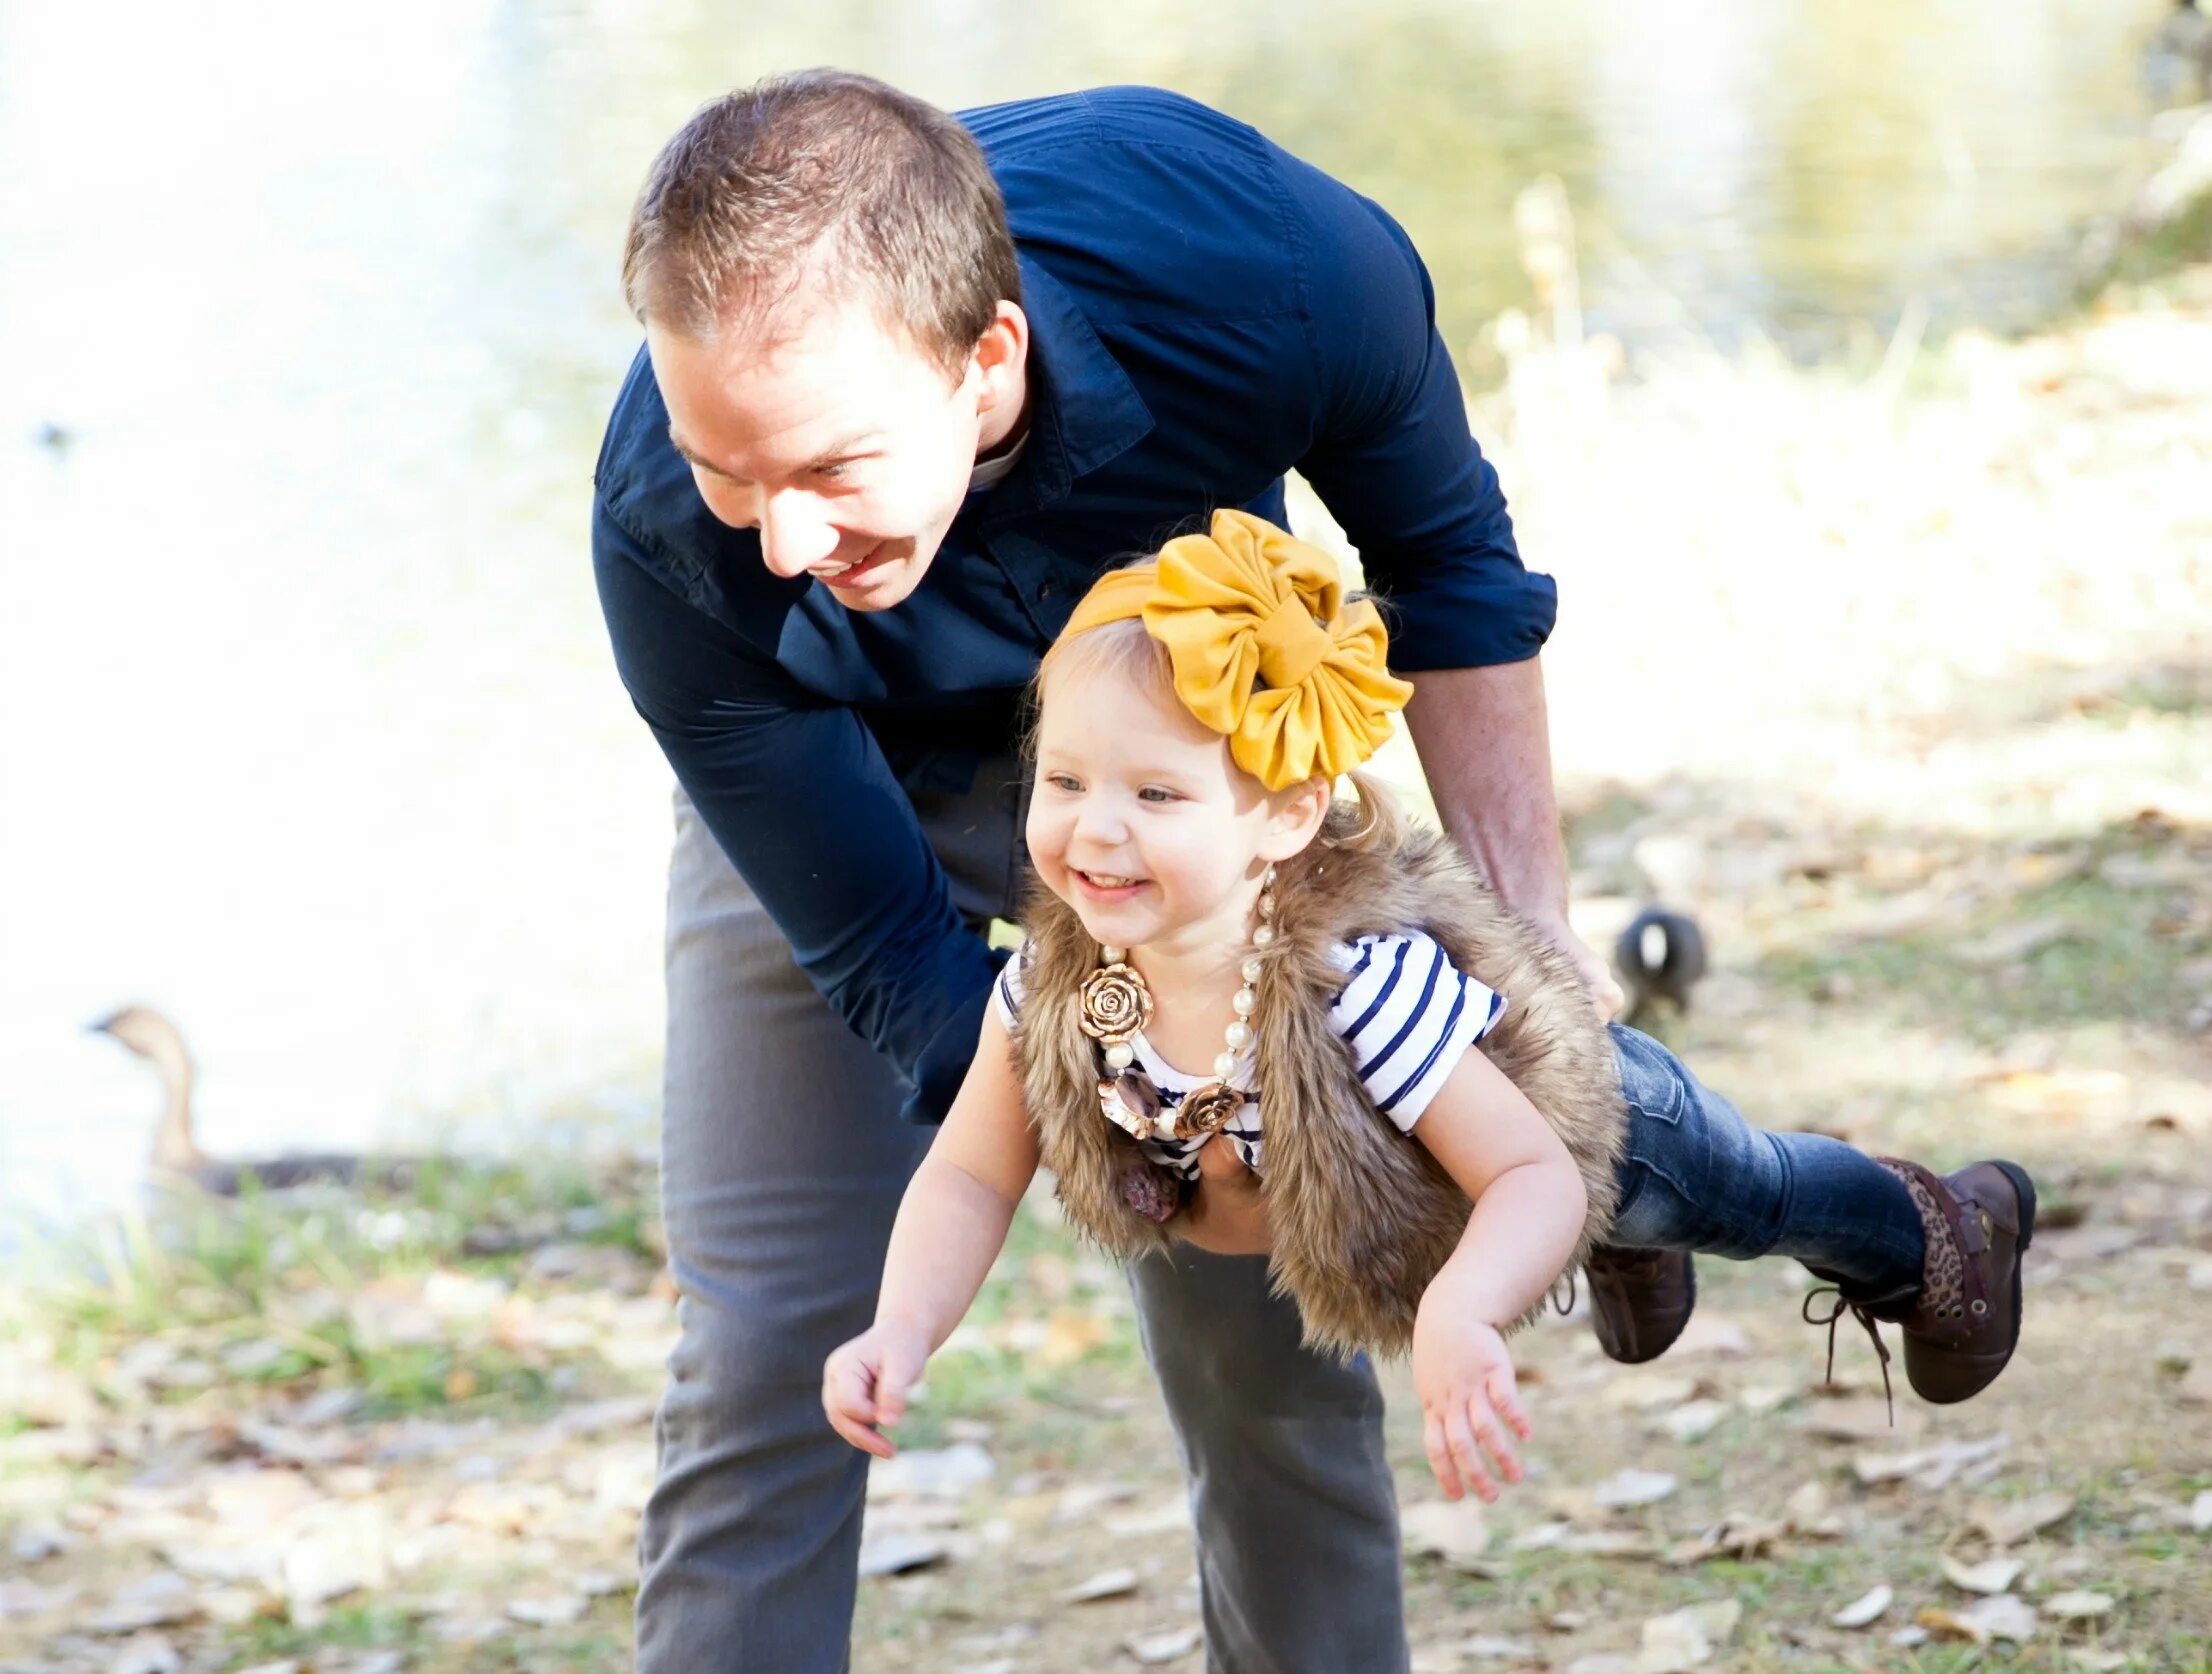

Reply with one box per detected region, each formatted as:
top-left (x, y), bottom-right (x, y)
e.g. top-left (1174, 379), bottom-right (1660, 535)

top-left (972, 301), bottom-right (1029, 409)
top-left (1259, 774), bottom-right (1333, 862)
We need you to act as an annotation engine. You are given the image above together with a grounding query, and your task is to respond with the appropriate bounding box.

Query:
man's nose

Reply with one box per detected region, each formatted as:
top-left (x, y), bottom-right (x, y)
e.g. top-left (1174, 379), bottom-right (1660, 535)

top-left (758, 491), bottom-right (840, 578)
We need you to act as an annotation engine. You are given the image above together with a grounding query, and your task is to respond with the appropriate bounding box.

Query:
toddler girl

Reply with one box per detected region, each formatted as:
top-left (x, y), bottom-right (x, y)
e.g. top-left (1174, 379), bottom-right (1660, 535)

top-left (823, 510), bottom-right (2034, 1503)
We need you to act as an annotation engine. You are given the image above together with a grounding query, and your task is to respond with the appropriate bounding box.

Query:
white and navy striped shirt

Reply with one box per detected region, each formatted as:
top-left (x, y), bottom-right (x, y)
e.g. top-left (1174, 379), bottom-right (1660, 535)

top-left (993, 932), bottom-right (1506, 1183)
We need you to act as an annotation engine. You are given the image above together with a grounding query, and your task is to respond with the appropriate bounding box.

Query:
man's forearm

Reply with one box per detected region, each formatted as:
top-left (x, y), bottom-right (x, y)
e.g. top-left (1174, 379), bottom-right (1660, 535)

top-left (1402, 657), bottom-right (1567, 920)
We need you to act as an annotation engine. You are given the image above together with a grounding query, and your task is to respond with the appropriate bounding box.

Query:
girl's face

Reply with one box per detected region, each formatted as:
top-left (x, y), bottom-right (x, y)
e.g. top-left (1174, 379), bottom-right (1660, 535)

top-left (1027, 657), bottom-right (1318, 959)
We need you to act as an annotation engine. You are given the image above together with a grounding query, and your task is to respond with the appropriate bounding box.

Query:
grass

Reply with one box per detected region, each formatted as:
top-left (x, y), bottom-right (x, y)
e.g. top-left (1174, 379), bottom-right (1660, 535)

top-left (1755, 822), bottom-right (2212, 1043)
top-left (3, 1152), bottom-right (664, 1424)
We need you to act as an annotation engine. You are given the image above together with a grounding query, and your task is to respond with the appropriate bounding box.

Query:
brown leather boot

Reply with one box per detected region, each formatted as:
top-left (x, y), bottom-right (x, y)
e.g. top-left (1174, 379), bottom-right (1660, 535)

top-left (1810, 1158), bottom-right (2036, 1406)
top-left (1583, 1246), bottom-right (1696, 1364)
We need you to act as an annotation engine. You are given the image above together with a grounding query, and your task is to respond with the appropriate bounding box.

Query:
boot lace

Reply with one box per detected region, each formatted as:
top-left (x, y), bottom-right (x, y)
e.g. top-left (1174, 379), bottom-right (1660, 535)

top-left (1802, 1282), bottom-right (1916, 1425)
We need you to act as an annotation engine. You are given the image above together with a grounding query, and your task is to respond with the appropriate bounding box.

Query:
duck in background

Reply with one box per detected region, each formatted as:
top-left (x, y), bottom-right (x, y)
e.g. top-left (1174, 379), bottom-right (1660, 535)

top-left (1613, 907), bottom-right (1709, 1033)
top-left (2148, 0), bottom-right (2212, 104)
top-left (88, 1004), bottom-right (420, 1196)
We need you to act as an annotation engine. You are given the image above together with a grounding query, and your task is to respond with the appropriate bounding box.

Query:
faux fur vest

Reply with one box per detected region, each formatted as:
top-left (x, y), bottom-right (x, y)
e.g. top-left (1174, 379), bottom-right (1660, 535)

top-left (1012, 808), bottom-right (1627, 1361)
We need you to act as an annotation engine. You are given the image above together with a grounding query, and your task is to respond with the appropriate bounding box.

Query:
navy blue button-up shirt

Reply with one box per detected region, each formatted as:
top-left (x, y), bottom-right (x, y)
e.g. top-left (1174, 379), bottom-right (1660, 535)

top-left (592, 86), bottom-right (1555, 1125)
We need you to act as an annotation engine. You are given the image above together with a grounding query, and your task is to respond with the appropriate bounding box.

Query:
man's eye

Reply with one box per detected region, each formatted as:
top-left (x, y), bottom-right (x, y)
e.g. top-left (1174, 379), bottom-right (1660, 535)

top-left (815, 461), bottom-right (855, 483)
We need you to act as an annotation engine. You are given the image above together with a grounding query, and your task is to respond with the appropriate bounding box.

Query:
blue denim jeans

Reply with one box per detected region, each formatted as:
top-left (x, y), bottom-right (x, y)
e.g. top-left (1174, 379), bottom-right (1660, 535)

top-left (1605, 1024), bottom-right (1925, 1292)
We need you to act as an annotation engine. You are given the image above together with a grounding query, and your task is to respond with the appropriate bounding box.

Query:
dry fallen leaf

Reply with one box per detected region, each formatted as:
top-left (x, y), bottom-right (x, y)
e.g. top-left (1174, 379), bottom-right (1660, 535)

top-left (1602, 1372), bottom-right (1700, 1411)
top-left (1832, 1584), bottom-right (1892, 1628)
top-left (868, 1443), bottom-right (995, 1501)
top-left (106, 1635), bottom-right (183, 1674)
top-left (1449, 1634), bottom-right (1539, 1661)
top-left (1124, 1626), bottom-right (1202, 1665)
top-left (10, 1520), bottom-right (70, 1564)
top-left (2191, 1490), bottom-right (2212, 1532)
top-left (1957, 917), bottom-right (2079, 965)
top-left (1636, 1599), bottom-right (1742, 1672)
top-left (1670, 1316), bottom-right (1753, 1358)
top-left (1053, 1479), bottom-right (1140, 1524)
top-left (93, 1570), bottom-right (200, 1634)
top-left (1105, 1497), bottom-right (1191, 1538)
top-left (2067, 1652), bottom-right (2132, 1671)
top-left (2178, 1361), bottom-right (2212, 1407)
top-left (1400, 1498), bottom-right (1493, 1567)
top-left (1063, 1567), bottom-right (1140, 1604)
top-left (1033, 1308), bottom-right (1114, 1368)
top-left (1941, 1554), bottom-right (2025, 1595)
top-left (1513, 1520), bottom-right (1572, 1551)
top-left (1657, 1400), bottom-right (1729, 1442)
top-left (507, 1594), bottom-right (589, 1627)
top-left (856, 1532), bottom-right (952, 1577)
top-left (1666, 1514), bottom-right (1785, 1565)
top-left (1783, 1480), bottom-right (1831, 1527)
top-left (2041, 1591), bottom-right (2115, 1621)
top-left (1957, 1594), bottom-right (2039, 1643)
top-left (1917, 1606), bottom-right (1989, 1645)
top-left (1970, 1491), bottom-right (2076, 1546)
top-left (1560, 1529), bottom-right (1662, 1558)
top-left (1801, 1398), bottom-right (1918, 1444)
top-left (1594, 1468), bottom-right (1679, 1508)
top-left (1852, 1433), bottom-right (2010, 1490)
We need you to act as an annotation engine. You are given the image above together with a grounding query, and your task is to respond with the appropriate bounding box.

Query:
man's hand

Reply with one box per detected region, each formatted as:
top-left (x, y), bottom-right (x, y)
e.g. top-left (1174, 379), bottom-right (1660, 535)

top-left (822, 1318), bottom-right (932, 1459)
top-left (1527, 913), bottom-right (1624, 1022)
top-left (1176, 1136), bottom-right (1272, 1256)
top-left (1411, 1291), bottom-right (1531, 1503)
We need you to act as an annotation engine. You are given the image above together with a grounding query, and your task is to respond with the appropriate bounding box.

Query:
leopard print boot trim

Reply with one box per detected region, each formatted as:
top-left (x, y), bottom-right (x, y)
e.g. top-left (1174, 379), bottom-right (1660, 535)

top-left (1873, 1156), bottom-right (1985, 1341)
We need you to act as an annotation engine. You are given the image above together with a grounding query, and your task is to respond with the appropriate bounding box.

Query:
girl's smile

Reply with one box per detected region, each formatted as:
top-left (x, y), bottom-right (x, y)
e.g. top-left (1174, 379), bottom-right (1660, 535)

top-left (1072, 867), bottom-right (1148, 903)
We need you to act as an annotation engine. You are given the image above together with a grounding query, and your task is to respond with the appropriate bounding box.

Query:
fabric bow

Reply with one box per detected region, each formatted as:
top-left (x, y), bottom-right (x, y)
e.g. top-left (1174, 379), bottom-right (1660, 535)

top-left (1063, 510), bottom-right (1413, 789)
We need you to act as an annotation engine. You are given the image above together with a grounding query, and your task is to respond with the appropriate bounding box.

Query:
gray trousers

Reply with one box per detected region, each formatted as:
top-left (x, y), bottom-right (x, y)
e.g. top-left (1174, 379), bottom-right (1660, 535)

top-left (637, 765), bottom-right (1409, 1674)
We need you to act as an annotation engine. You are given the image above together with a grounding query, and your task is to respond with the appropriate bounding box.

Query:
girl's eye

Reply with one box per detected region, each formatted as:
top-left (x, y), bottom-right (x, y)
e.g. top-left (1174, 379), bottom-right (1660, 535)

top-left (1047, 773), bottom-right (1082, 793)
top-left (1138, 787), bottom-right (1179, 804)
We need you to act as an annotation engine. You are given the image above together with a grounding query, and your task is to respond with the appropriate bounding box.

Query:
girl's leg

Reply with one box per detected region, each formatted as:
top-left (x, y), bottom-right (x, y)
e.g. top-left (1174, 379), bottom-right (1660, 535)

top-left (1604, 1026), bottom-right (1924, 1288)
top-left (1602, 1023), bottom-right (2036, 1404)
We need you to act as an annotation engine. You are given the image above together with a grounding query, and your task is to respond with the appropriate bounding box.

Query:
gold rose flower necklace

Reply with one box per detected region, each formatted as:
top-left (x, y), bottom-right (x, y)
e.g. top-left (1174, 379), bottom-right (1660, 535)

top-left (1077, 865), bottom-right (1276, 1145)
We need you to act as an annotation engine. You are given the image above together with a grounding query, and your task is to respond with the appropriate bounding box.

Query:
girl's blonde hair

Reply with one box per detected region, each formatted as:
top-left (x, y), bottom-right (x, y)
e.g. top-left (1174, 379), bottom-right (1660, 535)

top-left (1028, 565), bottom-right (1405, 859)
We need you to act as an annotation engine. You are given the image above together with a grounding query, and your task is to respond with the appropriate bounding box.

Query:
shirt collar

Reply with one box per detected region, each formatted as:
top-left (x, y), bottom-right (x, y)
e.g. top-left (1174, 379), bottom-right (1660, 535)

top-left (987, 253), bottom-right (1154, 515)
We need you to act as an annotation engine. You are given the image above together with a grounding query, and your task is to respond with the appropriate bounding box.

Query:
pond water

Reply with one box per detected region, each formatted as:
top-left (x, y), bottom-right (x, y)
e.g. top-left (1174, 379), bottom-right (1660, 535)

top-left (0, 0), bottom-right (2179, 1236)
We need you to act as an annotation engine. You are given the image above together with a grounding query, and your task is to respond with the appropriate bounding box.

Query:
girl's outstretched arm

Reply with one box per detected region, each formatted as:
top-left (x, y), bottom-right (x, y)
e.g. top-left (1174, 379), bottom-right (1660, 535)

top-left (1407, 1050), bottom-right (1589, 1502)
top-left (822, 1006), bottom-right (1041, 1458)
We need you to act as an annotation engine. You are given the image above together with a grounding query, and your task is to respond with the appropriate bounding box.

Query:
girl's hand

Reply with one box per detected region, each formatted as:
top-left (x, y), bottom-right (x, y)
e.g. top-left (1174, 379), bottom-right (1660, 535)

top-left (822, 1319), bottom-right (932, 1459)
top-left (1411, 1293), bottom-right (1532, 1502)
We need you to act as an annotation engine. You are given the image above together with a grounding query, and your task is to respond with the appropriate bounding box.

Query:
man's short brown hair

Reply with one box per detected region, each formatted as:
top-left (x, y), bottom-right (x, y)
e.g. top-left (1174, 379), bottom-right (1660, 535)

top-left (622, 69), bottom-right (1021, 375)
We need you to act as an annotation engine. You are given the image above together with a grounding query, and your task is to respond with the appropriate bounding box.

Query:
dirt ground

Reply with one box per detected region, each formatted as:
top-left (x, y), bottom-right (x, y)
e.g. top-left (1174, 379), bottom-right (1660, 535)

top-left (3, 269), bottom-right (2208, 1672)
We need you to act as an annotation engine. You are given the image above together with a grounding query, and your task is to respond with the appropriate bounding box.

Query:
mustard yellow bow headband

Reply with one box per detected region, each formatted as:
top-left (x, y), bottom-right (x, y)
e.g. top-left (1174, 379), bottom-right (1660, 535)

top-left (1062, 510), bottom-right (1414, 791)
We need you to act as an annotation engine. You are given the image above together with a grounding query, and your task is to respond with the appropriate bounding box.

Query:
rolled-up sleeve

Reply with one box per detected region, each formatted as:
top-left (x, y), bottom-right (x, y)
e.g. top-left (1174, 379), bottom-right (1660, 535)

top-left (593, 496), bottom-right (997, 1125)
top-left (1279, 156), bottom-right (1557, 670)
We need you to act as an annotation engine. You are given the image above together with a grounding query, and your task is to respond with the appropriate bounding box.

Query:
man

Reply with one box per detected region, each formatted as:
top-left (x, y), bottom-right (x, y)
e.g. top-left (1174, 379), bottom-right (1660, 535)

top-left (592, 70), bottom-right (1649, 1672)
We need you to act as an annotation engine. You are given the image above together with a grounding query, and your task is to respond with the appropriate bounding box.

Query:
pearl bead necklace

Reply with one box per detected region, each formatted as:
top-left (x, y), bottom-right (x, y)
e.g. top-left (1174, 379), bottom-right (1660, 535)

top-left (1079, 866), bottom-right (1276, 1145)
